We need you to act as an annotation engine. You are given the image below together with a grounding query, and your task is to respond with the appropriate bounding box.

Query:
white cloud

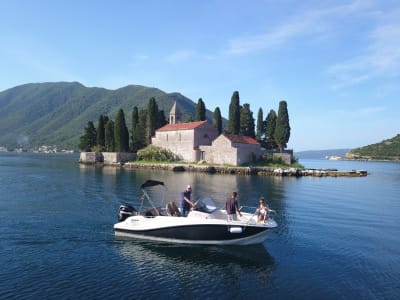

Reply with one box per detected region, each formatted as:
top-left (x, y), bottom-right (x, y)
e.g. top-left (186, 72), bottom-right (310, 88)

top-left (328, 13), bottom-right (400, 88)
top-left (165, 50), bottom-right (197, 63)
top-left (223, 0), bottom-right (373, 55)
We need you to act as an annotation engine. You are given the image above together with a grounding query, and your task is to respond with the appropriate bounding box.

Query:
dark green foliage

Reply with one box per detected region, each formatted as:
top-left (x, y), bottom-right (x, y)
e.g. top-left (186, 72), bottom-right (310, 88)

top-left (96, 115), bottom-right (106, 149)
top-left (256, 108), bottom-right (264, 141)
top-left (130, 107), bottom-right (140, 152)
top-left (146, 97), bottom-right (161, 145)
top-left (79, 121), bottom-right (97, 151)
top-left (227, 91), bottom-right (240, 134)
top-left (213, 107), bottom-right (222, 134)
top-left (239, 103), bottom-right (255, 138)
top-left (137, 109), bottom-right (148, 148)
top-left (186, 115), bottom-right (193, 122)
top-left (105, 120), bottom-right (115, 152)
top-left (349, 134), bottom-right (400, 159)
top-left (274, 101), bottom-right (290, 152)
top-left (265, 109), bottom-right (277, 149)
top-left (114, 109), bottom-right (129, 152)
top-left (158, 110), bottom-right (167, 127)
top-left (195, 98), bottom-right (206, 121)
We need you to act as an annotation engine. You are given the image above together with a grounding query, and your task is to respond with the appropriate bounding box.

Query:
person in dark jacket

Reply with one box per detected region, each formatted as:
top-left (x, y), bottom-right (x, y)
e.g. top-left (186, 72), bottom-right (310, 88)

top-left (181, 185), bottom-right (195, 217)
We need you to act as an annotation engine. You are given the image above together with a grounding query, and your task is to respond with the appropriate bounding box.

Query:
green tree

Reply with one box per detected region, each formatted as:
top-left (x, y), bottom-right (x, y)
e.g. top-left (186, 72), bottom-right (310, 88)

top-left (158, 110), bottom-right (167, 128)
top-left (274, 101), bottom-right (291, 152)
top-left (265, 109), bottom-right (277, 149)
top-left (96, 115), bottom-right (106, 150)
top-left (213, 107), bottom-right (222, 134)
top-left (114, 109), bottom-right (129, 152)
top-left (105, 119), bottom-right (115, 152)
top-left (79, 121), bottom-right (97, 151)
top-left (146, 97), bottom-right (160, 145)
top-left (130, 106), bottom-right (140, 152)
top-left (195, 98), bottom-right (206, 121)
top-left (138, 109), bottom-right (148, 147)
top-left (239, 103), bottom-right (255, 137)
top-left (227, 91), bottom-right (240, 134)
top-left (256, 108), bottom-right (264, 141)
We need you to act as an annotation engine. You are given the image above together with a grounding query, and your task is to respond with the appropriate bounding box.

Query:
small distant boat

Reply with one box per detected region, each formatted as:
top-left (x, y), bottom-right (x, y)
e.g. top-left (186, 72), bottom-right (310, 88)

top-left (114, 180), bottom-right (277, 245)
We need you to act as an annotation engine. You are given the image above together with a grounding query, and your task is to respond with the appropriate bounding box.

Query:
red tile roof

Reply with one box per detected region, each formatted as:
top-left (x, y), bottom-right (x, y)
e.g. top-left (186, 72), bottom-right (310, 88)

top-left (157, 120), bottom-right (208, 132)
top-left (224, 134), bottom-right (260, 145)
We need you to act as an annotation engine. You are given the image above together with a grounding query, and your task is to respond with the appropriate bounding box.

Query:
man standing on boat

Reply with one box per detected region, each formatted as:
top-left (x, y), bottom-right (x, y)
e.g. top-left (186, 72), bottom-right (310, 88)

top-left (181, 185), bottom-right (195, 217)
top-left (225, 191), bottom-right (242, 221)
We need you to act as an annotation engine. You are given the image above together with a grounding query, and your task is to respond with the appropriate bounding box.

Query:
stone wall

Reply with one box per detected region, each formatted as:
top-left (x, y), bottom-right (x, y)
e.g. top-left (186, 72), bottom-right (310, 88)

top-left (152, 129), bottom-right (196, 161)
top-left (79, 152), bottom-right (136, 165)
top-left (200, 135), bottom-right (238, 165)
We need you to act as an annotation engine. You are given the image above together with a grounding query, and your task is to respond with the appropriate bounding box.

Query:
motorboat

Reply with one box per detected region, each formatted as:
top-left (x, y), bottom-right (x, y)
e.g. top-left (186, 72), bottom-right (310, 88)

top-left (114, 180), bottom-right (277, 245)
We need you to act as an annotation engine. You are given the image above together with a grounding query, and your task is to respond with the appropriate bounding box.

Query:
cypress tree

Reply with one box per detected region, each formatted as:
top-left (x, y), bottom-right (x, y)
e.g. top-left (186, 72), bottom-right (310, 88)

top-left (274, 101), bottom-right (291, 152)
top-left (158, 110), bottom-right (167, 128)
top-left (131, 107), bottom-right (140, 152)
top-left (138, 109), bottom-right (148, 147)
top-left (195, 98), bottom-right (206, 121)
top-left (239, 103), bottom-right (255, 137)
top-left (227, 91), bottom-right (240, 134)
top-left (213, 107), bottom-right (222, 134)
top-left (79, 121), bottom-right (97, 151)
top-left (265, 109), bottom-right (277, 149)
top-left (256, 108), bottom-right (264, 141)
top-left (114, 109), bottom-right (129, 152)
top-left (96, 115), bottom-right (106, 150)
top-left (105, 120), bottom-right (115, 152)
top-left (146, 97), bottom-right (159, 145)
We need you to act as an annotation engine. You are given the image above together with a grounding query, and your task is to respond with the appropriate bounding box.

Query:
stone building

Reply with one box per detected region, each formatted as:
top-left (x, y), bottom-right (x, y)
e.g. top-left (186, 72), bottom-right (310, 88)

top-left (199, 134), bottom-right (263, 166)
top-left (151, 120), bottom-right (219, 162)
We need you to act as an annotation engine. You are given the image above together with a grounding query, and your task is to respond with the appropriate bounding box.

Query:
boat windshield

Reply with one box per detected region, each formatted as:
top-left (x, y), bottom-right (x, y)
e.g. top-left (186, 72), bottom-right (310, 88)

top-left (194, 196), bottom-right (217, 213)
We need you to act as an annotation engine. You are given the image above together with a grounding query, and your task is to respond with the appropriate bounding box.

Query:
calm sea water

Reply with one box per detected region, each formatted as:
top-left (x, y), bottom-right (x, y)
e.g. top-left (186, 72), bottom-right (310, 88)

top-left (0, 153), bottom-right (399, 300)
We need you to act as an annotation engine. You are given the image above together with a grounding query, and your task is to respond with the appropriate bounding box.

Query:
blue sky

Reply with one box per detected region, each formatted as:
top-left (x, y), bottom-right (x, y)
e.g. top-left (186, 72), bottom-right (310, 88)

top-left (1, 0), bottom-right (399, 151)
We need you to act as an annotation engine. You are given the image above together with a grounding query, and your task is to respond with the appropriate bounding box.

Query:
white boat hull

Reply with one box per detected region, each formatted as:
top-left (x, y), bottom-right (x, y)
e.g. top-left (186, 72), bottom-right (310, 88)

top-left (114, 211), bottom-right (277, 245)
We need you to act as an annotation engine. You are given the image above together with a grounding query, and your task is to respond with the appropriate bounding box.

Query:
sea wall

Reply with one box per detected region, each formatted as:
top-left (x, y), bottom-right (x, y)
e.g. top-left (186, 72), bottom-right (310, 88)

top-left (79, 152), bottom-right (136, 165)
top-left (123, 163), bottom-right (368, 177)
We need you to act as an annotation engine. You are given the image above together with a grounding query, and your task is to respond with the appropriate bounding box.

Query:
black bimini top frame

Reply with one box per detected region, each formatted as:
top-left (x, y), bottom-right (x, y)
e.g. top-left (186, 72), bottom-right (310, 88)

top-left (140, 180), bottom-right (165, 189)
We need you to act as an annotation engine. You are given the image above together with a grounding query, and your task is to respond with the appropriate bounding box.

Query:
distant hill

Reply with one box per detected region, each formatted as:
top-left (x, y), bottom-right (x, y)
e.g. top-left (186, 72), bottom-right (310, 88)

top-left (0, 82), bottom-right (217, 150)
top-left (347, 134), bottom-right (400, 161)
top-left (295, 149), bottom-right (350, 159)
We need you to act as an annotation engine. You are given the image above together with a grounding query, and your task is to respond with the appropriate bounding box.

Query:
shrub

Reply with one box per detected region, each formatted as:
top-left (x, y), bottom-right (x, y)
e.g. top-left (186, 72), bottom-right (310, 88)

top-left (136, 145), bottom-right (175, 162)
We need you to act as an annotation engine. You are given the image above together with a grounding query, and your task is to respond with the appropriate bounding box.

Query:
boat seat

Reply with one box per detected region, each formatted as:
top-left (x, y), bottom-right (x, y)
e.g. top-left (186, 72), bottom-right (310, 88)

top-left (167, 201), bottom-right (181, 217)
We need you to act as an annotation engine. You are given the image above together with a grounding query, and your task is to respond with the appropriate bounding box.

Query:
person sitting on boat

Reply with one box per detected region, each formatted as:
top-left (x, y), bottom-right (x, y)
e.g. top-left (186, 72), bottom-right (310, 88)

top-left (225, 191), bottom-right (242, 221)
top-left (181, 185), bottom-right (195, 217)
top-left (256, 196), bottom-right (269, 223)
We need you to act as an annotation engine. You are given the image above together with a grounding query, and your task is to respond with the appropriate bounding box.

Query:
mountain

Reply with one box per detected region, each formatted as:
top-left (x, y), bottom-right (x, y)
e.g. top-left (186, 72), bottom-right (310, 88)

top-left (0, 82), bottom-right (217, 150)
top-left (347, 134), bottom-right (400, 161)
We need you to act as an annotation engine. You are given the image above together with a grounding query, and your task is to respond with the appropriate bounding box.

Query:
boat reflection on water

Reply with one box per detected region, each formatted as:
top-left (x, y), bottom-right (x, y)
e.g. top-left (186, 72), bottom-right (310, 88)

top-left (114, 239), bottom-right (275, 298)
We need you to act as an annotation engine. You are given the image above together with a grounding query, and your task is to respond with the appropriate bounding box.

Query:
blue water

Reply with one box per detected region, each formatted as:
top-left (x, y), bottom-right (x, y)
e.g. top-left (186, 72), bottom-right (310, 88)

top-left (0, 153), bottom-right (399, 299)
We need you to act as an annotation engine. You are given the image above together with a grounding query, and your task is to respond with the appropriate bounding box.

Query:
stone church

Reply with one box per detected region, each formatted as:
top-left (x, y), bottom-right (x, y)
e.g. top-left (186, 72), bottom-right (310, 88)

top-left (151, 102), bottom-right (264, 165)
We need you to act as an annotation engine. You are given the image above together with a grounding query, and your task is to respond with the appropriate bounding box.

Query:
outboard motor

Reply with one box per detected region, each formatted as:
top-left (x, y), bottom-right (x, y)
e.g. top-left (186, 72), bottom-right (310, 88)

top-left (118, 204), bottom-right (138, 222)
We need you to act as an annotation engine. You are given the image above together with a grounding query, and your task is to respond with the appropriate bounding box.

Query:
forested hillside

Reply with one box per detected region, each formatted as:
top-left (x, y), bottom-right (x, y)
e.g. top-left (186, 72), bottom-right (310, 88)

top-left (0, 82), bottom-right (214, 149)
top-left (347, 134), bottom-right (400, 161)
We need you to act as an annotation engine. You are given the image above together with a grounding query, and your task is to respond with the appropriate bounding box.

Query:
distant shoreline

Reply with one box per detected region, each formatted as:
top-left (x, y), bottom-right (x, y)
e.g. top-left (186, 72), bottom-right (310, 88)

top-left (327, 156), bottom-right (400, 163)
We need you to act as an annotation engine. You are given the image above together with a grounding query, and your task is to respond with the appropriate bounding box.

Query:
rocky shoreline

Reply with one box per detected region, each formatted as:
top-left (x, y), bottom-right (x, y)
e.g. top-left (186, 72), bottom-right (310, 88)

top-left (120, 162), bottom-right (367, 177)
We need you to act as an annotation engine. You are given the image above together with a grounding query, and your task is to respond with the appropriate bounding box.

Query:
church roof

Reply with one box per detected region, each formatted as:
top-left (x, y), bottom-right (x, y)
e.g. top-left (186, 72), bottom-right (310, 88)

top-left (223, 134), bottom-right (260, 145)
top-left (157, 120), bottom-right (208, 132)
